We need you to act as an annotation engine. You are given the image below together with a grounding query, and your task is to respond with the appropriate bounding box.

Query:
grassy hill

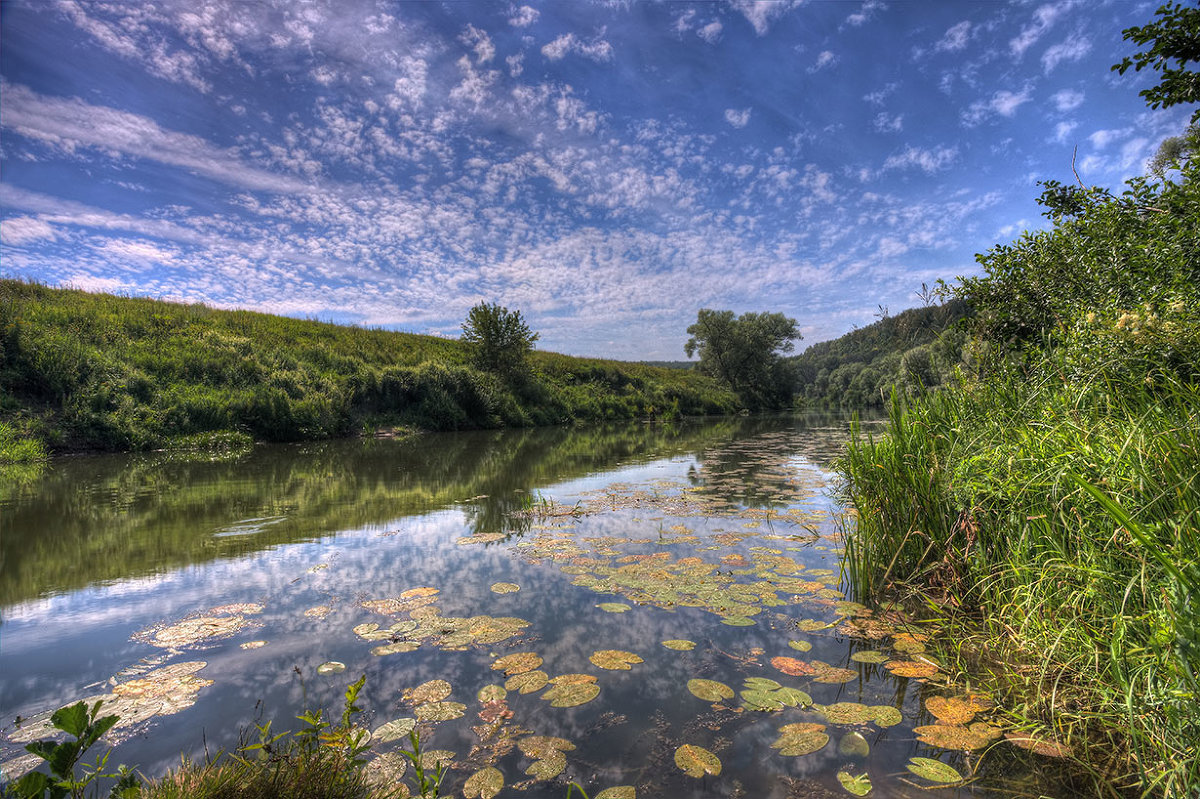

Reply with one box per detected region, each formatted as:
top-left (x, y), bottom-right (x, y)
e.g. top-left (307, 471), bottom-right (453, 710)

top-left (789, 299), bottom-right (971, 407)
top-left (0, 279), bottom-right (736, 458)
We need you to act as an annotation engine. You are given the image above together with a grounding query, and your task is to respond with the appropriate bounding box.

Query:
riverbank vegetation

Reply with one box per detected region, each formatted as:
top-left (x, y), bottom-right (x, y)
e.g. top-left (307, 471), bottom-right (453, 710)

top-left (841, 9), bottom-right (1200, 793)
top-left (0, 280), bottom-right (736, 459)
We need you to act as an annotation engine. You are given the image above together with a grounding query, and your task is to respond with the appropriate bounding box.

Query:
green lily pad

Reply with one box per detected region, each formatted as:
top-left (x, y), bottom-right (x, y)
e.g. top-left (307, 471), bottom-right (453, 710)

top-left (590, 650), bottom-right (644, 670)
top-left (505, 670), bottom-right (549, 694)
top-left (525, 751), bottom-right (567, 781)
top-left (687, 679), bottom-right (734, 702)
top-left (316, 661), bottom-right (345, 675)
top-left (794, 618), bottom-right (835, 631)
top-left (850, 650), bottom-right (889, 664)
top-left (787, 639), bottom-right (813, 652)
top-left (742, 677), bottom-right (782, 691)
top-left (597, 603), bottom-right (631, 613)
top-left (775, 686), bottom-right (812, 707)
top-left (371, 717), bottom-right (416, 743)
top-left (477, 684), bottom-right (507, 702)
top-left (542, 681), bottom-right (600, 708)
top-left (814, 702), bottom-right (875, 725)
top-left (491, 652), bottom-right (543, 676)
top-left (906, 756), bottom-right (962, 783)
top-left (517, 736), bottom-right (576, 759)
top-left (771, 723), bottom-right (829, 756)
top-left (371, 641), bottom-right (419, 656)
top-left (414, 701), bottom-right (466, 722)
top-left (595, 787), bottom-right (636, 799)
top-left (838, 731), bottom-right (870, 758)
top-left (836, 770), bottom-right (872, 796)
top-left (720, 616), bottom-right (756, 626)
top-left (463, 766), bottom-right (504, 799)
top-left (408, 679), bottom-right (452, 704)
top-left (741, 689), bottom-right (785, 711)
top-left (674, 744), bottom-right (722, 778)
top-left (662, 639), bottom-right (696, 651)
top-left (870, 706), bottom-right (902, 728)
top-left (490, 582), bottom-right (520, 594)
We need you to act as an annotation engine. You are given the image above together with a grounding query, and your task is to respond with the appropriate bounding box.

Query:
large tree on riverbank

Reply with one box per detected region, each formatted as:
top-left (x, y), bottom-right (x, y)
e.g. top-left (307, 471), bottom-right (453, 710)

top-left (684, 309), bottom-right (799, 409)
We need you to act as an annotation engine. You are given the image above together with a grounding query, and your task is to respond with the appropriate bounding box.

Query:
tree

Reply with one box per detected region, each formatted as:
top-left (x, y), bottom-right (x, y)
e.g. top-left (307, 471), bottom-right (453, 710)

top-left (1113, 2), bottom-right (1200, 121)
top-left (461, 302), bottom-right (538, 375)
top-left (684, 309), bottom-right (799, 409)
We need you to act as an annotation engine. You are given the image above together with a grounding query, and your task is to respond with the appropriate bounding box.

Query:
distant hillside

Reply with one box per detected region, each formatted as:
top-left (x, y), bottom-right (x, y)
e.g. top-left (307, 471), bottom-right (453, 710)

top-left (639, 361), bottom-right (695, 370)
top-left (0, 279), bottom-right (737, 456)
top-left (790, 299), bottom-right (971, 407)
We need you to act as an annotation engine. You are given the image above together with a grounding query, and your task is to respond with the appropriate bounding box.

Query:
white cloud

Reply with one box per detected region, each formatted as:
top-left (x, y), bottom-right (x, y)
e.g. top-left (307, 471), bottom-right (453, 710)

top-left (844, 0), bottom-right (886, 28)
top-left (541, 33), bottom-right (613, 63)
top-left (1041, 35), bottom-right (1090, 73)
top-left (698, 21), bottom-right (723, 44)
top-left (936, 21), bottom-right (971, 52)
top-left (873, 112), bottom-right (903, 133)
top-left (1051, 89), bottom-right (1084, 112)
top-left (962, 87), bottom-right (1033, 125)
top-left (1, 216), bottom-right (59, 246)
top-left (0, 81), bottom-right (313, 193)
top-left (1089, 128), bottom-right (1128, 150)
top-left (1010, 2), bottom-right (1074, 59)
top-left (729, 0), bottom-right (804, 36)
top-left (93, 238), bottom-right (178, 263)
top-left (810, 51), bottom-right (837, 71)
top-left (724, 108), bottom-right (752, 128)
top-left (1052, 121), bottom-right (1078, 143)
top-left (507, 5), bottom-right (539, 27)
top-left (882, 145), bottom-right (958, 173)
top-left (460, 24), bottom-right (496, 64)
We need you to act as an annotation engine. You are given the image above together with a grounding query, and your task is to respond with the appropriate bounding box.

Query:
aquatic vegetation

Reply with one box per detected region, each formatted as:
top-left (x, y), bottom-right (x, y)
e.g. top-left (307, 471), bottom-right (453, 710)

top-left (316, 662), bottom-right (346, 675)
top-left (836, 770), bottom-right (872, 796)
top-left (588, 650), bottom-right (643, 670)
top-left (905, 756), bottom-right (962, 784)
top-left (673, 744), bottom-right (721, 778)
top-left (686, 679), bottom-right (733, 702)
top-left (660, 639), bottom-right (695, 650)
top-left (771, 723), bottom-right (828, 756)
top-left (462, 766), bottom-right (503, 798)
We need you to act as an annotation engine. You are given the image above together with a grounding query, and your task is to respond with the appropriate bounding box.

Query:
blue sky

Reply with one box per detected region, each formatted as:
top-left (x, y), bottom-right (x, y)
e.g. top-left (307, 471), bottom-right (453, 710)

top-left (0, 0), bottom-right (1191, 359)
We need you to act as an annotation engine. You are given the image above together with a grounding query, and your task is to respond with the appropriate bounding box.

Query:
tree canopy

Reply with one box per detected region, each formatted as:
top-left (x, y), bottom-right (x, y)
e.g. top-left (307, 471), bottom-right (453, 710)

top-left (461, 302), bottom-right (539, 375)
top-left (1113, 2), bottom-right (1200, 121)
top-left (684, 309), bottom-right (799, 409)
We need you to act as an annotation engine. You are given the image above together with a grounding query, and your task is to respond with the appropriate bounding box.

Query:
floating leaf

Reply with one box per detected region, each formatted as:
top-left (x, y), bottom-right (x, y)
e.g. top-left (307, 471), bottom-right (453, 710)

top-left (794, 618), bottom-right (836, 632)
top-left (662, 640), bottom-right (696, 651)
top-left (372, 717), bottom-right (416, 743)
top-left (836, 770), bottom-right (872, 796)
top-left (517, 736), bottom-right (575, 759)
top-left (477, 684), bottom-right (507, 703)
top-left (870, 706), bottom-right (902, 728)
top-left (742, 677), bottom-right (782, 691)
top-left (505, 670), bottom-right (549, 694)
top-left (240, 640), bottom-right (266, 650)
top-left (740, 689), bottom-right (784, 712)
top-left (674, 744), bottom-right (721, 778)
top-left (353, 623), bottom-right (386, 640)
top-left (774, 687), bottom-right (812, 707)
top-left (142, 614), bottom-right (249, 649)
top-left (850, 650), bottom-right (888, 664)
top-left (1004, 731), bottom-right (1071, 757)
top-left (372, 641), bottom-right (419, 656)
top-left (463, 766), bottom-right (504, 799)
top-left (720, 616), bottom-right (755, 626)
top-left (906, 756), bottom-right (962, 783)
top-left (491, 652), bottom-right (543, 676)
top-left (811, 661), bottom-right (858, 684)
top-left (409, 679), bottom-right (452, 704)
top-left (304, 605), bottom-right (332, 619)
top-left (914, 723), bottom-right (997, 750)
top-left (490, 582), bottom-right (520, 594)
top-left (687, 679), bottom-right (734, 702)
top-left (316, 661), bottom-right (345, 675)
top-left (597, 603), bottom-right (631, 613)
top-left (884, 660), bottom-right (939, 679)
top-left (838, 731), bottom-right (870, 758)
top-left (590, 650), bottom-right (643, 670)
top-left (787, 640), bottom-right (813, 652)
top-left (595, 788), bottom-right (636, 799)
top-left (419, 750), bottom-right (456, 770)
top-left (770, 656), bottom-right (811, 676)
top-left (814, 702), bottom-right (875, 725)
top-left (456, 533), bottom-right (505, 545)
top-left (415, 701), bottom-right (466, 722)
top-left (542, 681), bottom-right (600, 708)
top-left (525, 751), bottom-right (567, 781)
top-left (363, 751), bottom-right (409, 788)
top-left (401, 587), bottom-right (439, 599)
top-left (771, 723), bottom-right (829, 756)
top-left (926, 695), bottom-right (978, 725)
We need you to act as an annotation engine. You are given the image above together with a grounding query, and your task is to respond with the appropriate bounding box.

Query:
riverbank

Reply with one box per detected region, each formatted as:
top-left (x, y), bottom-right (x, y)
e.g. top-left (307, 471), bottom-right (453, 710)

top-left (0, 279), bottom-right (737, 460)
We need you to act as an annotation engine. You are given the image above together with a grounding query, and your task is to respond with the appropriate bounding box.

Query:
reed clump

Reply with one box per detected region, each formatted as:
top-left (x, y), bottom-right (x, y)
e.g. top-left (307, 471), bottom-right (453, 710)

top-left (842, 135), bottom-right (1200, 796)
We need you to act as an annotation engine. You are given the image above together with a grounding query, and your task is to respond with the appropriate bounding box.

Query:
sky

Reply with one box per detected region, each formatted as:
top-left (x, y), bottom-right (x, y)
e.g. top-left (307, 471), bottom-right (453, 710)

top-left (0, 0), bottom-right (1192, 360)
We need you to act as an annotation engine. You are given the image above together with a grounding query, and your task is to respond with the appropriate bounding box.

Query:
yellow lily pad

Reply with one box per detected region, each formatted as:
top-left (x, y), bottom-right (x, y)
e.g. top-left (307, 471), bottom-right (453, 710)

top-left (787, 639), bottom-right (813, 652)
top-left (316, 661), bottom-right (345, 675)
top-left (491, 652), bottom-right (543, 676)
top-left (517, 736), bottom-right (576, 759)
top-left (477, 684), bottom-right (507, 702)
top-left (463, 766), bottom-right (504, 799)
top-left (589, 650), bottom-right (643, 670)
top-left (597, 603), bottom-right (631, 613)
top-left (662, 640), bottom-right (696, 650)
top-left (408, 679), bottom-right (452, 704)
top-left (674, 744), bottom-right (721, 778)
top-left (542, 681), bottom-right (600, 708)
top-left (490, 582), bottom-right (520, 594)
top-left (884, 659), bottom-right (939, 679)
top-left (414, 701), bottom-right (466, 722)
top-left (687, 679), bottom-right (734, 702)
top-left (771, 723), bottom-right (829, 756)
top-left (926, 695), bottom-right (978, 725)
top-left (595, 788), bottom-right (636, 799)
top-left (849, 650), bottom-right (888, 664)
top-left (505, 670), bottom-right (549, 694)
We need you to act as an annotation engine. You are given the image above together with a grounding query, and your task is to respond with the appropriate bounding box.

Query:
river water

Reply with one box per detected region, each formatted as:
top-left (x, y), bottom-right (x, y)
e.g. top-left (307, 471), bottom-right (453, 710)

top-left (1, 414), bottom-right (1051, 797)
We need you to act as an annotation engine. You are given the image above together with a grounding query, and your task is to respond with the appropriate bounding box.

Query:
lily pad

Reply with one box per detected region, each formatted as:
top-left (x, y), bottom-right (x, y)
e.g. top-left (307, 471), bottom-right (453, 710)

top-left (926, 695), bottom-right (978, 725)
top-left (525, 751), bottom-right (567, 781)
top-left (740, 689), bottom-right (785, 712)
top-left (401, 587), bottom-right (439, 599)
top-left (517, 736), bottom-right (576, 759)
top-left (542, 681), bottom-right (600, 708)
top-left (775, 686), bottom-right (812, 707)
top-left (836, 770), bottom-right (872, 796)
top-left (371, 641), bottom-right (419, 656)
top-left (505, 670), bottom-right (549, 694)
top-left (372, 717), bottom-right (416, 743)
top-left (906, 756), bottom-right (962, 784)
top-left (490, 582), bottom-right (520, 594)
top-left (720, 616), bottom-right (756, 626)
top-left (316, 661), bottom-right (346, 675)
top-left (419, 750), bottom-right (456, 770)
top-left (870, 706), bottom-right (903, 728)
top-left (415, 701), bottom-right (466, 722)
top-left (463, 766), bottom-right (504, 799)
top-left (590, 650), bottom-right (643, 670)
top-left (687, 679), bottom-right (734, 702)
top-left (838, 731), bottom-right (870, 758)
top-left (662, 639), bottom-right (696, 650)
top-left (597, 603), bottom-right (631, 613)
top-left (674, 744), bottom-right (722, 778)
top-left (771, 723), bottom-right (829, 756)
top-left (742, 677), bottom-right (782, 691)
top-left (477, 684), bottom-right (507, 703)
top-left (595, 788), bottom-right (636, 799)
top-left (409, 679), bottom-right (452, 704)
top-left (814, 702), bottom-right (875, 725)
top-left (770, 656), bottom-right (812, 676)
top-left (492, 652), bottom-right (543, 676)
top-left (849, 650), bottom-right (889, 664)
top-left (884, 659), bottom-right (939, 679)
top-left (914, 723), bottom-right (1000, 750)
top-left (240, 640), bottom-right (266, 650)
top-left (787, 639), bottom-right (813, 652)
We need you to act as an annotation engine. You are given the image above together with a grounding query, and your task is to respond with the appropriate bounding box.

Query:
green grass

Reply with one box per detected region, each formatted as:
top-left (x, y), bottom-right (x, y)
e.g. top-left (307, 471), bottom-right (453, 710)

top-left (0, 279), bottom-right (737, 454)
